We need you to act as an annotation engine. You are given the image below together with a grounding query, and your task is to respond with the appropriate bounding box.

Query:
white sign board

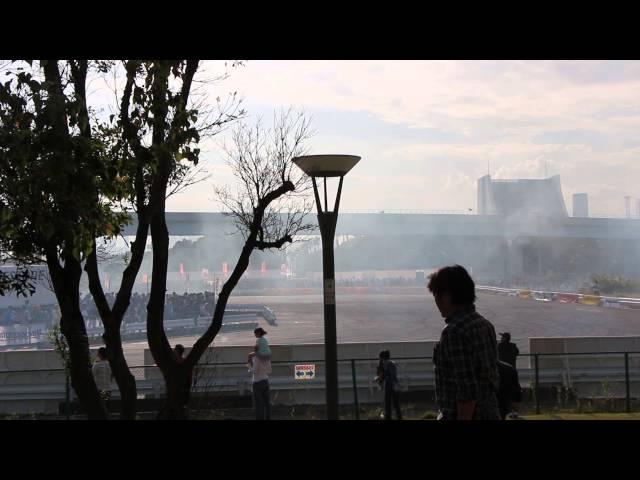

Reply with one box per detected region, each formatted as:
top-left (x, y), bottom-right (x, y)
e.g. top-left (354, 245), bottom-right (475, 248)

top-left (294, 364), bottom-right (316, 380)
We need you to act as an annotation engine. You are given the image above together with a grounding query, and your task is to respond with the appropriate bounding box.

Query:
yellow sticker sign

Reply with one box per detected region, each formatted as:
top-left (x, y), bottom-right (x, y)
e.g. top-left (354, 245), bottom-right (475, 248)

top-left (324, 279), bottom-right (335, 305)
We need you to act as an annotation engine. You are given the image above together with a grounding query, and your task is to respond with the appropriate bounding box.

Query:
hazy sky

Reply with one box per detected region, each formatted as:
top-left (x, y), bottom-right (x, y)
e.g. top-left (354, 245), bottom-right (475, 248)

top-left (162, 60), bottom-right (640, 216)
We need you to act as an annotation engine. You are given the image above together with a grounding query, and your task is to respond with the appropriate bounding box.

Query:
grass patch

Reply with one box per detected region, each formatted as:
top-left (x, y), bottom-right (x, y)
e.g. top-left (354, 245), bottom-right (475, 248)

top-left (522, 412), bottom-right (640, 420)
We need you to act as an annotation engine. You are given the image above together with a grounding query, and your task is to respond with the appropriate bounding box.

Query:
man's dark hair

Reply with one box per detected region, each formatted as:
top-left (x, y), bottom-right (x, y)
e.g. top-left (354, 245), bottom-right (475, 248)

top-left (379, 350), bottom-right (390, 360)
top-left (97, 347), bottom-right (107, 359)
top-left (427, 264), bottom-right (476, 306)
top-left (174, 344), bottom-right (185, 355)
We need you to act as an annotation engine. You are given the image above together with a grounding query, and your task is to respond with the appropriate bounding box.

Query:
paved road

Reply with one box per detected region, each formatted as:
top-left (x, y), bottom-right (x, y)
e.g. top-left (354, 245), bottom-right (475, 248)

top-left (122, 291), bottom-right (640, 366)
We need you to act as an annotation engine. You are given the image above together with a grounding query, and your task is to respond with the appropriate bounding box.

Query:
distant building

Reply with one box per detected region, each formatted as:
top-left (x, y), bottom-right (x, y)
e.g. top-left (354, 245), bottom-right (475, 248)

top-left (572, 193), bottom-right (589, 217)
top-left (477, 175), bottom-right (569, 218)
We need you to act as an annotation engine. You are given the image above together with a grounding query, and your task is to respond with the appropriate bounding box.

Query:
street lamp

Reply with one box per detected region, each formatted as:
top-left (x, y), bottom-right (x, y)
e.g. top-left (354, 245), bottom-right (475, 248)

top-left (293, 154), bottom-right (361, 420)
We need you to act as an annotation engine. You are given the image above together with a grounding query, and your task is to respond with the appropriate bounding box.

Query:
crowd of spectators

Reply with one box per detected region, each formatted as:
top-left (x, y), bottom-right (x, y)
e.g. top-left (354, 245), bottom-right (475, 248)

top-left (1, 291), bottom-right (219, 329)
top-left (2, 275), bottom-right (425, 329)
top-left (0, 303), bottom-right (60, 327)
top-left (81, 291), bottom-right (218, 326)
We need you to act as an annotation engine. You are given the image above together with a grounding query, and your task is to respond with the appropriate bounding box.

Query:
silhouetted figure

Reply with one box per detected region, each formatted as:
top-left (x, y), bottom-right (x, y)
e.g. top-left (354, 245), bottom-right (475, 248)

top-left (248, 354), bottom-right (272, 420)
top-left (428, 265), bottom-right (500, 420)
top-left (497, 360), bottom-right (523, 420)
top-left (497, 332), bottom-right (519, 368)
top-left (92, 347), bottom-right (112, 402)
top-left (375, 350), bottom-right (402, 420)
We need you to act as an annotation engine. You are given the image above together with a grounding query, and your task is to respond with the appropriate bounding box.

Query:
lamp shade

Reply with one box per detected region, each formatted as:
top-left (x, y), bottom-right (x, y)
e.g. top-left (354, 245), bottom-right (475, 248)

top-left (292, 154), bottom-right (360, 177)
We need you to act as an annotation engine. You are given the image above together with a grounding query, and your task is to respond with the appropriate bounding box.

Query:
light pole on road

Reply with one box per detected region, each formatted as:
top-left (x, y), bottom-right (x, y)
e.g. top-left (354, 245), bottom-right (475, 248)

top-left (293, 154), bottom-right (361, 420)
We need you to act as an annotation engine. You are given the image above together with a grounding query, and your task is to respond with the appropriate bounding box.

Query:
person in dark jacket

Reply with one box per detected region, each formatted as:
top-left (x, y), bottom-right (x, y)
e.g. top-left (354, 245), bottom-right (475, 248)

top-left (498, 332), bottom-right (519, 368)
top-left (497, 360), bottom-right (522, 419)
top-left (429, 265), bottom-right (500, 420)
top-left (375, 350), bottom-right (402, 420)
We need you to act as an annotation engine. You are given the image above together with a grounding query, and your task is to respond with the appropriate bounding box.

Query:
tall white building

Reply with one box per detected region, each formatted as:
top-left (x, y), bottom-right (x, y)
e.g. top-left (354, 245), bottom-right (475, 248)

top-left (477, 175), bottom-right (569, 218)
top-left (572, 193), bottom-right (589, 217)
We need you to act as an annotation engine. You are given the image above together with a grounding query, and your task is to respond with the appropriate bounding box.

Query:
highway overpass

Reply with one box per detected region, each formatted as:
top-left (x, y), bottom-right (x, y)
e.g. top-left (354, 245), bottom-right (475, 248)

top-left (120, 212), bottom-right (640, 241)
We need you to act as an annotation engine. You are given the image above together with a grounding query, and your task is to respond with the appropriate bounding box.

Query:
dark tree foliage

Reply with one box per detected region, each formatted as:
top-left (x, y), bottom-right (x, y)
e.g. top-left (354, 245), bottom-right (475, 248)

top-left (0, 60), bottom-right (129, 419)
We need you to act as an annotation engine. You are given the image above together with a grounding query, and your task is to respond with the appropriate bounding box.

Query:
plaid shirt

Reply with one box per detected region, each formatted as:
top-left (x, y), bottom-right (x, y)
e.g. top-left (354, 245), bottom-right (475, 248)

top-left (433, 306), bottom-right (500, 419)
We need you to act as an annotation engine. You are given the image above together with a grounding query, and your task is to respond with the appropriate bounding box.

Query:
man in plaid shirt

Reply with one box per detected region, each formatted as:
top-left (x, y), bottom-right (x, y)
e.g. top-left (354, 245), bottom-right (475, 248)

top-left (429, 265), bottom-right (500, 420)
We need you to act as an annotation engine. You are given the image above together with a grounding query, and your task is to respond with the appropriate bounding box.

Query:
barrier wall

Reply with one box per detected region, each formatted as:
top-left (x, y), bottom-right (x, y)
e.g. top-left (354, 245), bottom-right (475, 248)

top-left (529, 336), bottom-right (640, 397)
top-left (0, 348), bottom-right (103, 414)
top-left (143, 341), bottom-right (436, 405)
top-left (478, 285), bottom-right (640, 310)
top-left (578, 295), bottom-right (601, 306)
top-left (555, 293), bottom-right (579, 304)
top-left (1, 336), bottom-right (639, 414)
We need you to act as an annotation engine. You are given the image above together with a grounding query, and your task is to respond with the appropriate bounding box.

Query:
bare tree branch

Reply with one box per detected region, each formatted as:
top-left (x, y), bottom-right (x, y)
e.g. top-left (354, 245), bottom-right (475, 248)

top-left (186, 109), bottom-right (315, 368)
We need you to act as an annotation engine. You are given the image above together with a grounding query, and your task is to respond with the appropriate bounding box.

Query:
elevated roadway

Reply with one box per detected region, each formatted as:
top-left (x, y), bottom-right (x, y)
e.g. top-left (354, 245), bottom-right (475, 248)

top-left (121, 212), bottom-right (640, 240)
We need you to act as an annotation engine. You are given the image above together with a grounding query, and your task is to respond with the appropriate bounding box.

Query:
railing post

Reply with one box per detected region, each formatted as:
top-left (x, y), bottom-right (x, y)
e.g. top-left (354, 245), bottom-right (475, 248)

top-left (534, 354), bottom-right (540, 415)
top-left (65, 373), bottom-right (70, 420)
top-left (625, 352), bottom-right (631, 414)
top-left (351, 359), bottom-right (360, 420)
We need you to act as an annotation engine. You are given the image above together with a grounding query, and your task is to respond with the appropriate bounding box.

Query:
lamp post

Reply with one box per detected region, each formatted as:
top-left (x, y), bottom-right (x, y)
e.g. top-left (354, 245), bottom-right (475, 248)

top-left (293, 154), bottom-right (360, 420)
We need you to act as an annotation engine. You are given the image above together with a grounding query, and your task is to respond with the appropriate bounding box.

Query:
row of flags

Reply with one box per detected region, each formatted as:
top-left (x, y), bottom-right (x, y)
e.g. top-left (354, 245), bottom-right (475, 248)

top-left (181, 261), bottom-right (270, 276)
top-left (104, 261), bottom-right (288, 290)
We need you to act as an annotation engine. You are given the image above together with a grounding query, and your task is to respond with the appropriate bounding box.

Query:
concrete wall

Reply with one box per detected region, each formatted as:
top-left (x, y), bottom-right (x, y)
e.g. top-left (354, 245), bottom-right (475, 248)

top-left (529, 336), bottom-right (640, 397)
top-left (0, 348), bottom-right (104, 414)
top-left (1, 337), bottom-right (639, 414)
top-left (143, 341), bottom-right (436, 406)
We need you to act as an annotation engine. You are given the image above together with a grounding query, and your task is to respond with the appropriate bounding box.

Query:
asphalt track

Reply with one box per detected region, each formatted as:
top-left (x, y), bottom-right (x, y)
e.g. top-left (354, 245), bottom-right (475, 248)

top-left (122, 291), bottom-right (640, 365)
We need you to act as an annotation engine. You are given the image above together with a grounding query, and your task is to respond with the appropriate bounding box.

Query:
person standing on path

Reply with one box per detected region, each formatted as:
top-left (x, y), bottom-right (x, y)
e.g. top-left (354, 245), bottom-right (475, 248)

top-left (496, 360), bottom-right (523, 420)
top-left (376, 350), bottom-right (402, 420)
top-left (92, 347), bottom-right (113, 402)
top-left (497, 332), bottom-right (519, 368)
top-left (248, 351), bottom-right (272, 420)
top-left (497, 332), bottom-right (521, 417)
top-left (428, 265), bottom-right (500, 421)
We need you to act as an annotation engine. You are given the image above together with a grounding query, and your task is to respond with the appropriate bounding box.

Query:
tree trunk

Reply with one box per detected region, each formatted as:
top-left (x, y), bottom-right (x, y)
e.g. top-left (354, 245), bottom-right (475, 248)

top-left (144, 60), bottom-right (203, 419)
top-left (148, 204), bottom-right (183, 418)
top-left (47, 250), bottom-right (107, 420)
top-left (86, 239), bottom-right (144, 420)
top-left (59, 297), bottom-right (107, 420)
top-left (157, 368), bottom-right (192, 420)
top-left (103, 325), bottom-right (137, 420)
top-left (63, 321), bottom-right (108, 420)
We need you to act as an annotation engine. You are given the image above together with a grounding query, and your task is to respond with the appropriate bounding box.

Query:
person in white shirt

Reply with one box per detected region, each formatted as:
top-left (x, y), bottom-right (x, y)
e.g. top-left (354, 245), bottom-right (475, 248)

top-left (248, 353), bottom-right (272, 420)
top-left (92, 347), bottom-right (113, 401)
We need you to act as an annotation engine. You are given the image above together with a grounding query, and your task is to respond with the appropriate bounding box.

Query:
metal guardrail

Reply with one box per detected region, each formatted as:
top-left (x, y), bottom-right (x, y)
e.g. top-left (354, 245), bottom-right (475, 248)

top-left (2, 351), bottom-right (640, 417)
top-left (477, 285), bottom-right (640, 307)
